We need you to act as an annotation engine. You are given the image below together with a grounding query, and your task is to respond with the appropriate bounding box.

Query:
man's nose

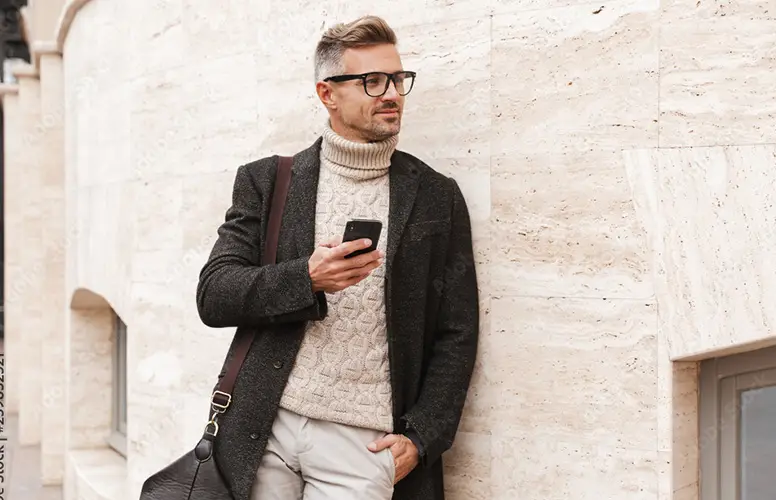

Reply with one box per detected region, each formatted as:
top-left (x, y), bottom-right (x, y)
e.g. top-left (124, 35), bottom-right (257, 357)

top-left (382, 80), bottom-right (401, 100)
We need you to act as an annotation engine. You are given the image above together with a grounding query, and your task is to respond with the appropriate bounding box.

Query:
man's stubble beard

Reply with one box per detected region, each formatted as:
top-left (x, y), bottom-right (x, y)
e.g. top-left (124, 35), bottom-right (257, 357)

top-left (341, 107), bottom-right (401, 142)
top-left (364, 115), bottom-right (401, 142)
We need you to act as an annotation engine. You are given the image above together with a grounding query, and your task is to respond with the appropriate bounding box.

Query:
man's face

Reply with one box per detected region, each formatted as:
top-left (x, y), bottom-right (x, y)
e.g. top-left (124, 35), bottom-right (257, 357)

top-left (321, 44), bottom-right (408, 143)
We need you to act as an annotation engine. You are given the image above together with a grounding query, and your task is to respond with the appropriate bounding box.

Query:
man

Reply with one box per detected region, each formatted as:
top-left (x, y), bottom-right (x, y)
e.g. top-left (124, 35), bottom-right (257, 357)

top-left (196, 14), bottom-right (479, 500)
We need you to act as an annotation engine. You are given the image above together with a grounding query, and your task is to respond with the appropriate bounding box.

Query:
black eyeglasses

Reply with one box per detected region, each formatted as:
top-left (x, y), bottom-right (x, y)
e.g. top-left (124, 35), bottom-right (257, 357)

top-left (323, 71), bottom-right (416, 97)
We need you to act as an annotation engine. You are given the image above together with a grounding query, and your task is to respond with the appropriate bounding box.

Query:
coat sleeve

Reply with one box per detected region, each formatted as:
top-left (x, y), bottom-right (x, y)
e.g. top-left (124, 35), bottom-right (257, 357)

top-left (196, 163), bottom-right (327, 328)
top-left (400, 178), bottom-right (480, 468)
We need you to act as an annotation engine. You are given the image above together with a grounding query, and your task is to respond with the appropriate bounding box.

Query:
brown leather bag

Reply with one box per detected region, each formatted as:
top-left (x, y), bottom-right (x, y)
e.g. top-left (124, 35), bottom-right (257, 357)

top-left (139, 155), bottom-right (294, 499)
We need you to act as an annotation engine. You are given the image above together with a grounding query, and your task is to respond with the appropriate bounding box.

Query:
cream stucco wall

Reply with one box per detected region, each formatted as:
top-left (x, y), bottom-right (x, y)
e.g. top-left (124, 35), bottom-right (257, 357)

top-left (2, 0), bottom-right (774, 499)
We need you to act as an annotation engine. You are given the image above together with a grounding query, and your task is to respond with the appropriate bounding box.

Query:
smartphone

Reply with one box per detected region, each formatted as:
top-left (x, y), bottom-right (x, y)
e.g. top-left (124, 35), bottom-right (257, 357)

top-left (342, 219), bottom-right (382, 259)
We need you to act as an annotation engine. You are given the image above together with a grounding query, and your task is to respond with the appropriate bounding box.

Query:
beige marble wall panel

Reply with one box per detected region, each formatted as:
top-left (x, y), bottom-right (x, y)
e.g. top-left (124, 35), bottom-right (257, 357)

top-left (443, 431), bottom-right (492, 500)
top-left (71, 183), bottom-right (132, 315)
top-left (345, 0), bottom-right (492, 27)
top-left (493, 0), bottom-right (613, 13)
top-left (396, 16), bottom-right (491, 160)
top-left (487, 294), bottom-right (660, 499)
top-left (39, 53), bottom-right (68, 485)
top-left (60, 2), bottom-right (130, 189)
top-left (132, 178), bottom-right (183, 252)
top-left (2, 91), bottom-right (22, 415)
top-left (66, 304), bottom-right (113, 449)
top-left (63, 0), bottom-right (127, 83)
top-left (180, 172), bottom-right (235, 251)
top-left (670, 361), bottom-right (699, 497)
top-left (129, 53), bottom-right (259, 182)
top-left (253, 2), bottom-right (345, 83)
top-left (182, 0), bottom-right (262, 61)
top-left (622, 145), bottom-right (696, 500)
top-left (427, 156), bottom-right (491, 244)
top-left (128, 282), bottom-right (196, 498)
top-left (63, 0), bottom-right (136, 319)
top-left (128, 0), bottom-right (263, 75)
top-left (128, 173), bottom-right (207, 487)
top-left (82, 87), bottom-right (131, 186)
top-left (254, 76), bottom-right (329, 155)
top-left (69, 4), bottom-right (129, 113)
top-left (454, 297), bottom-right (493, 434)
top-left (489, 296), bottom-right (658, 448)
top-left (492, 150), bottom-right (652, 298)
top-left (489, 0), bottom-right (658, 300)
top-left (127, 1), bottom-right (187, 78)
top-left (423, 156), bottom-right (492, 496)
top-left (492, 432), bottom-right (658, 499)
top-left (15, 73), bottom-right (45, 446)
top-left (30, 0), bottom-right (66, 43)
top-left (655, 310), bottom-right (700, 499)
top-left (254, 1), bottom-right (492, 83)
top-left (491, 0), bottom-right (660, 157)
top-left (63, 10), bottom-right (261, 492)
top-left (624, 145), bottom-right (776, 359)
top-left (659, 0), bottom-right (776, 147)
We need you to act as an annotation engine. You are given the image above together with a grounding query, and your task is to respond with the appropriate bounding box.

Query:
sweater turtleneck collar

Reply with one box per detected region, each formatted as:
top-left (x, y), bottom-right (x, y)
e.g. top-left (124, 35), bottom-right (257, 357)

top-left (320, 121), bottom-right (398, 181)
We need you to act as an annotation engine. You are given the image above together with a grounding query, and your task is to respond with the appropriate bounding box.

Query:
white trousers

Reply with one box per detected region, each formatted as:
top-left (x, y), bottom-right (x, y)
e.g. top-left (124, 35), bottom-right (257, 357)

top-left (250, 407), bottom-right (396, 500)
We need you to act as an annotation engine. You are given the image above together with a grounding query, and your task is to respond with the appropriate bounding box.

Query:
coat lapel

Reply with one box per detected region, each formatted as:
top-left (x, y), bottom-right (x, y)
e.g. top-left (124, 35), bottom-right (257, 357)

top-left (278, 137), bottom-right (322, 260)
top-left (386, 152), bottom-right (421, 267)
top-left (280, 138), bottom-right (420, 265)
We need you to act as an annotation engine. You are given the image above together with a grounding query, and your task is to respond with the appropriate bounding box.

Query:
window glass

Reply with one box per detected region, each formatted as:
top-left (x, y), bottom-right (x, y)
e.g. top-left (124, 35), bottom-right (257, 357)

top-left (740, 385), bottom-right (776, 500)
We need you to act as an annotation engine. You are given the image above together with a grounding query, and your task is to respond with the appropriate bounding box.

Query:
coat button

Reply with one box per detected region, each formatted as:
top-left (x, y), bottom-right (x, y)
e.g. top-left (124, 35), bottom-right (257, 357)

top-left (273, 360), bottom-right (283, 369)
top-left (250, 433), bottom-right (259, 440)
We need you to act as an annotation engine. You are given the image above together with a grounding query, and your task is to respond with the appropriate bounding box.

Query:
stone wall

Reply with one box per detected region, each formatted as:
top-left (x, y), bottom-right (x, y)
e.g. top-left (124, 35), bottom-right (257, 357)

top-left (2, 0), bottom-right (774, 498)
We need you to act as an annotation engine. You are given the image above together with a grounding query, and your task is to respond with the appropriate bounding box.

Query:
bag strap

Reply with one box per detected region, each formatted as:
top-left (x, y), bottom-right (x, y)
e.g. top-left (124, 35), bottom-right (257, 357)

top-left (262, 156), bottom-right (294, 267)
top-left (209, 155), bottom-right (294, 422)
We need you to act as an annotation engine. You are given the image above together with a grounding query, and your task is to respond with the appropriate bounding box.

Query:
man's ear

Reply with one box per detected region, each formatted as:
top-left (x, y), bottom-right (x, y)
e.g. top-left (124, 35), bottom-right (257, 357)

top-left (316, 81), bottom-right (337, 110)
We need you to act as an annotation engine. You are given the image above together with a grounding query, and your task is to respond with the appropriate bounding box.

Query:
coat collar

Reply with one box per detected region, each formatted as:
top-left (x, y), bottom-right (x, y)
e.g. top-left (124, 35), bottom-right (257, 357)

top-left (285, 136), bottom-right (420, 266)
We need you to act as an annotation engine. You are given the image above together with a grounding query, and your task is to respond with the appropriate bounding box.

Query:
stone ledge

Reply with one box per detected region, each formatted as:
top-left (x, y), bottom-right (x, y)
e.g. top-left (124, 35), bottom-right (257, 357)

top-left (32, 41), bottom-right (62, 71)
top-left (68, 449), bottom-right (126, 500)
top-left (0, 83), bottom-right (20, 97)
top-left (10, 61), bottom-right (39, 80)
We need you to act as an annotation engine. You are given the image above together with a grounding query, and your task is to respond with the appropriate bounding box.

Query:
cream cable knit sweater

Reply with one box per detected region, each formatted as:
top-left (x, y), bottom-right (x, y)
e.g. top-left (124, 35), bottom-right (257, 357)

top-left (278, 123), bottom-right (397, 432)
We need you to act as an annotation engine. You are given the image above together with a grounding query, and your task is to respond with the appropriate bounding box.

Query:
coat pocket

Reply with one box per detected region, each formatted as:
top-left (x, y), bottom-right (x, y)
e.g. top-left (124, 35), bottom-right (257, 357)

top-left (404, 219), bottom-right (450, 242)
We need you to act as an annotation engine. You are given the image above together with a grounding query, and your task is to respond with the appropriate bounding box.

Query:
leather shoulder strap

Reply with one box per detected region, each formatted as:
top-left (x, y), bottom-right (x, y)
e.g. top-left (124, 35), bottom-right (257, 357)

top-left (262, 156), bottom-right (293, 266)
top-left (211, 156), bottom-right (294, 415)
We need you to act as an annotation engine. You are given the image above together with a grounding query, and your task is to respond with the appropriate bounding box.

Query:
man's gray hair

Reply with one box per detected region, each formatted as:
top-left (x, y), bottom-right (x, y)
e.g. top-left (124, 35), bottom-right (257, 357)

top-left (314, 15), bottom-right (398, 82)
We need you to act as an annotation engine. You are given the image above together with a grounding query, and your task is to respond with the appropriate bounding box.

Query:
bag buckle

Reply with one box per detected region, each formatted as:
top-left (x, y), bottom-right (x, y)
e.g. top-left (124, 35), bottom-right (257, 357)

top-left (204, 418), bottom-right (219, 437)
top-left (211, 390), bottom-right (232, 414)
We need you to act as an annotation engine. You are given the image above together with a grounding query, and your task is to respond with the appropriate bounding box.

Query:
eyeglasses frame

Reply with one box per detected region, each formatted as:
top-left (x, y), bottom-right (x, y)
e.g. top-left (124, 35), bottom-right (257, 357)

top-left (323, 71), bottom-right (417, 97)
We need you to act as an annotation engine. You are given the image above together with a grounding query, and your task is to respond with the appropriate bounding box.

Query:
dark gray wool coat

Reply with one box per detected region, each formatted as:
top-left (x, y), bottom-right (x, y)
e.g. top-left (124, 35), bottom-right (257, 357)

top-left (195, 136), bottom-right (480, 500)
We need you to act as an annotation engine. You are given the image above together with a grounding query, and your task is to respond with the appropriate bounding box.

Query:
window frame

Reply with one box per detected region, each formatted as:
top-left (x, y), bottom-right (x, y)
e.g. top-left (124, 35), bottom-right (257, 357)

top-left (699, 345), bottom-right (776, 500)
top-left (107, 314), bottom-right (127, 457)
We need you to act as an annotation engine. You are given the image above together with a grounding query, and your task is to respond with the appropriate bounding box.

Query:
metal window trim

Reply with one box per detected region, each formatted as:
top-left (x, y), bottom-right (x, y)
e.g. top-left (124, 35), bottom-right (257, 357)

top-left (112, 314), bottom-right (128, 440)
top-left (700, 348), bottom-right (776, 500)
top-left (106, 429), bottom-right (127, 458)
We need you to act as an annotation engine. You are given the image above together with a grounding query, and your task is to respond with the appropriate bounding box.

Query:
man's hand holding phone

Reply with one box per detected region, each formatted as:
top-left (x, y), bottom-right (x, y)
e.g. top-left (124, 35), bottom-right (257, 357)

top-left (308, 238), bottom-right (383, 293)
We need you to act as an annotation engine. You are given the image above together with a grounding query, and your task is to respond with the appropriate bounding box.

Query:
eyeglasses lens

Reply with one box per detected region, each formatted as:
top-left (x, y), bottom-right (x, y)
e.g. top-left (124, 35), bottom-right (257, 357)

top-left (364, 72), bottom-right (415, 97)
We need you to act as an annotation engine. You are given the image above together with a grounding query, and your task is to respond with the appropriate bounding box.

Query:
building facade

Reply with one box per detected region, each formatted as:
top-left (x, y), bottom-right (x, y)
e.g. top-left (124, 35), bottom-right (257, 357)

top-left (2, 0), bottom-right (775, 499)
